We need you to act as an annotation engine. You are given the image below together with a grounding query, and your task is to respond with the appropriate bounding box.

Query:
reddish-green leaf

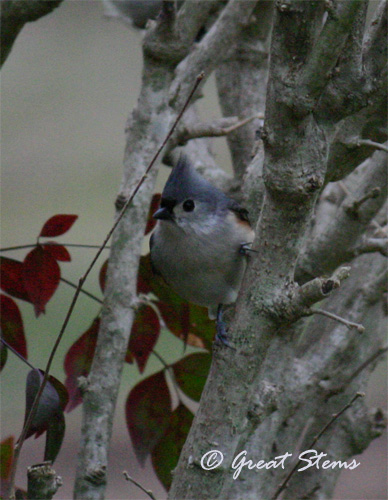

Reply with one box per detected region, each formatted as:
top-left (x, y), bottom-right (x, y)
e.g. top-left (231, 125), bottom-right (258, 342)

top-left (39, 214), bottom-right (78, 237)
top-left (99, 259), bottom-right (108, 293)
top-left (23, 246), bottom-right (60, 316)
top-left (0, 294), bottom-right (27, 361)
top-left (0, 436), bottom-right (14, 480)
top-left (151, 404), bottom-right (193, 490)
top-left (145, 194), bottom-right (162, 235)
top-left (137, 254), bottom-right (153, 295)
top-left (64, 318), bottom-right (99, 411)
top-left (154, 282), bottom-right (214, 348)
top-left (126, 371), bottom-right (172, 466)
top-left (172, 353), bottom-right (211, 401)
top-left (43, 243), bottom-right (71, 262)
top-left (128, 305), bottom-right (160, 373)
top-left (0, 257), bottom-right (30, 302)
top-left (0, 436), bottom-right (26, 499)
top-left (138, 254), bottom-right (214, 348)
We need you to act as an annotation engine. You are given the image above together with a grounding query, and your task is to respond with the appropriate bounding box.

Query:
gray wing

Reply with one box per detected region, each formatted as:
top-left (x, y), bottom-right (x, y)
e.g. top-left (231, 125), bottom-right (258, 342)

top-left (149, 232), bottom-right (161, 276)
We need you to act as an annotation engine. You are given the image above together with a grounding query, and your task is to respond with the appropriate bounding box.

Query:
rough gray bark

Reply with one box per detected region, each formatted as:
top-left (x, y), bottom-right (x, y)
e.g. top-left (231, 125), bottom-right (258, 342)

top-left (215, 0), bottom-right (273, 180)
top-left (168, 2), bottom-right (387, 499)
top-left (70, 1), bottom-right (386, 500)
top-left (27, 462), bottom-right (62, 500)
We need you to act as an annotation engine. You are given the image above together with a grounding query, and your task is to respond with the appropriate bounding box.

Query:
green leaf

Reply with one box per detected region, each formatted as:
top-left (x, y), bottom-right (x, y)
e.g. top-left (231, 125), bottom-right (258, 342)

top-left (173, 353), bottom-right (212, 401)
top-left (44, 412), bottom-right (65, 463)
top-left (151, 404), bottom-right (193, 490)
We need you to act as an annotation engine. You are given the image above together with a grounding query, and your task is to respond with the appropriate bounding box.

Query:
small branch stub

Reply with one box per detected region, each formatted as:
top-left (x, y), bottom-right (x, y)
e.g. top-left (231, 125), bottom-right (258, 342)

top-left (27, 462), bottom-right (62, 500)
top-left (277, 267), bottom-right (352, 322)
top-left (345, 187), bottom-right (381, 220)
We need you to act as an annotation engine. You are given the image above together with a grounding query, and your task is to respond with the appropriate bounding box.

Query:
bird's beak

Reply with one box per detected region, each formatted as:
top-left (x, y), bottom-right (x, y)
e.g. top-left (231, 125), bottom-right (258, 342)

top-left (153, 207), bottom-right (174, 220)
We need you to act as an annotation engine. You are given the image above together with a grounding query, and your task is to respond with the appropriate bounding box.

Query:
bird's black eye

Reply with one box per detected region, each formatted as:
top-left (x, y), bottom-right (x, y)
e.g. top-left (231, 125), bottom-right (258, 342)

top-left (183, 199), bottom-right (195, 212)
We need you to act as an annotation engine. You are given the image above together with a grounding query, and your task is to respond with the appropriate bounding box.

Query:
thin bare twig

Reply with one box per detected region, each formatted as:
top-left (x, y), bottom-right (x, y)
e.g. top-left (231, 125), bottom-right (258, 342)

top-left (0, 242), bottom-right (110, 252)
top-left (1, 338), bottom-right (35, 370)
top-left (347, 138), bottom-right (388, 153)
top-left (123, 471), bottom-right (157, 500)
top-left (313, 309), bottom-right (365, 333)
top-left (60, 277), bottom-right (103, 304)
top-left (222, 114), bottom-right (264, 134)
top-left (271, 393), bottom-right (364, 500)
top-left (6, 72), bottom-right (204, 500)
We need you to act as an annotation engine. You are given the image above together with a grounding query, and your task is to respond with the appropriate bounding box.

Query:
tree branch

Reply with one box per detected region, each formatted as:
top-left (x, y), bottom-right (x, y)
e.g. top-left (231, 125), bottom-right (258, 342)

top-left (215, 0), bottom-right (273, 179)
top-left (169, 0), bottom-right (257, 110)
top-left (296, 148), bottom-right (388, 283)
top-left (174, 114), bottom-right (262, 145)
top-left (312, 308), bottom-right (365, 333)
top-left (27, 462), bottom-right (62, 500)
top-left (352, 237), bottom-right (388, 257)
top-left (123, 471), bottom-right (157, 500)
top-left (271, 393), bottom-right (364, 500)
top-left (362, 268), bottom-right (388, 304)
top-left (345, 138), bottom-right (388, 153)
top-left (74, 67), bottom-right (203, 499)
top-left (272, 266), bottom-right (352, 322)
top-left (288, 0), bottom-right (363, 116)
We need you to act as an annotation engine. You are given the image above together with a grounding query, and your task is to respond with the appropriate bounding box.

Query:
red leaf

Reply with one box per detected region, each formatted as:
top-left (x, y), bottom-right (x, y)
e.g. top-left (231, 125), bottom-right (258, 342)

top-left (126, 371), bottom-right (172, 466)
top-left (43, 243), bottom-right (71, 262)
top-left (151, 404), bottom-right (193, 489)
top-left (64, 318), bottom-right (99, 411)
top-left (99, 259), bottom-right (108, 293)
top-left (172, 353), bottom-right (211, 401)
top-left (0, 257), bottom-right (30, 302)
top-left (145, 194), bottom-right (162, 235)
top-left (39, 214), bottom-right (78, 238)
top-left (128, 305), bottom-right (160, 373)
top-left (0, 436), bottom-right (14, 480)
top-left (23, 246), bottom-right (60, 316)
top-left (0, 294), bottom-right (27, 361)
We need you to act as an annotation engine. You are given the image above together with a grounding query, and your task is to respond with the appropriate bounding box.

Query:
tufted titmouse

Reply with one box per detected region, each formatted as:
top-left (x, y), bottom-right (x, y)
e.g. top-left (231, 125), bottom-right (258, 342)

top-left (150, 156), bottom-right (254, 345)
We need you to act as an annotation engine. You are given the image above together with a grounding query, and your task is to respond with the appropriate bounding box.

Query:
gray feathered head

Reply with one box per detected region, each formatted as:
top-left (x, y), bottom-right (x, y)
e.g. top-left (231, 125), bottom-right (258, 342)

top-left (153, 156), bottom-right (231, 224)
top-left (153, 156), bottom-right (250, 232)
top-left (164, 156), bottom-right (226, 204)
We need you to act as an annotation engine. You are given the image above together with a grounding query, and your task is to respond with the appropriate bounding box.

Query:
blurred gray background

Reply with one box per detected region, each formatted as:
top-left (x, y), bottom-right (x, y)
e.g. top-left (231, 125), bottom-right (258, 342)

top-left (1, 1), bottom-right (386, 499)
